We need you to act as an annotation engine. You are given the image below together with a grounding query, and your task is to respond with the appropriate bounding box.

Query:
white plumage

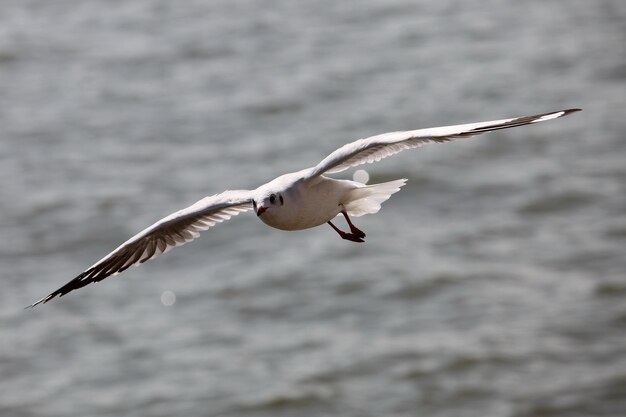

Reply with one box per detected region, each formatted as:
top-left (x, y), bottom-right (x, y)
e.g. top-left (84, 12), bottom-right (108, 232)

top-left (28, 108), bottom-right (580, 307)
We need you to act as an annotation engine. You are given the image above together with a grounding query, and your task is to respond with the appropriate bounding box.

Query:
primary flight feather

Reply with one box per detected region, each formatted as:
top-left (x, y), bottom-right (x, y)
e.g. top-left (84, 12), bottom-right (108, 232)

top-left (28, 108), bottom-right (580, 307)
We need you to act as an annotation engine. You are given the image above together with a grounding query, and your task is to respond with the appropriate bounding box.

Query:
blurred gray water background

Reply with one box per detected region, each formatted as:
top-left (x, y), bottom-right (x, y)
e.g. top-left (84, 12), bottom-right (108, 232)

top-left (1, 1), bottom-right (625, 416)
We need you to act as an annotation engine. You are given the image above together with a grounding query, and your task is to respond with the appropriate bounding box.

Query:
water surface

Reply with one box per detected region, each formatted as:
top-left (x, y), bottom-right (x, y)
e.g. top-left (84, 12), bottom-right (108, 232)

top-left (1, 1), bottom-right (625, 416)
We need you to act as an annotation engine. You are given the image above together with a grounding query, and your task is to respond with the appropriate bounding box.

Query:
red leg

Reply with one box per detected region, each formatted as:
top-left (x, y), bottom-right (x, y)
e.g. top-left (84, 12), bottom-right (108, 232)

top-left (327, 220), bottom-right (365, 243)
top-left (341, 210), bottom-right (366, 239)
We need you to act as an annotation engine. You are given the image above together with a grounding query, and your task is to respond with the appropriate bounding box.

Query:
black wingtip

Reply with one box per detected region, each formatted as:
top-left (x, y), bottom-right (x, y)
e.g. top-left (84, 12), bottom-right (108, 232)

top-left (540, 108), bottom-right (582, 120)
top-left (25, 269), bottom-right (93, 309)
top-left (24, 295), bottom-right (52, 309)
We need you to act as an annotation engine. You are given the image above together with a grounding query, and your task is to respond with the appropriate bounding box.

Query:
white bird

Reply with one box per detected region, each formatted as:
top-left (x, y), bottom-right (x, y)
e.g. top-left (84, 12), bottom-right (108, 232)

top-left (28, 108), bottom-right (580, 307)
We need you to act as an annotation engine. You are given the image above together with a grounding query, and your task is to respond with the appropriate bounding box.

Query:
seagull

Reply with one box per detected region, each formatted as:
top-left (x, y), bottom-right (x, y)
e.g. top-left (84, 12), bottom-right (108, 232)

top-left (28, 108), bottom-right (580, 307)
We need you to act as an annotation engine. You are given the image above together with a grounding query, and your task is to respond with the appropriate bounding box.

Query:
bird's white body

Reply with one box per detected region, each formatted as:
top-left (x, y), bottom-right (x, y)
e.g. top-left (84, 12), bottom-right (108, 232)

top-left (28, 108), bottom-right (580, 307)
top-left (255, 171), bottom-right (404, 231)
top-left (256, 173), bottom-right (351, 231)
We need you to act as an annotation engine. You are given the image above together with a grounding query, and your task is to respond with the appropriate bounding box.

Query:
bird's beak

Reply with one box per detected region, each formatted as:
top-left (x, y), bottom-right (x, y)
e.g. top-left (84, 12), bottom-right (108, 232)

top-left (256, 207), bottom-right (267, 216)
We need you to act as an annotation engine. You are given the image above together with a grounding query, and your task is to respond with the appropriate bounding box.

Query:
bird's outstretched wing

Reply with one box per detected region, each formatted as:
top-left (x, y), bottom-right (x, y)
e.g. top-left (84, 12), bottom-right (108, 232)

top-left (307, 109), bottom-right (581, 178)
top-left (28, 190), bottom-right (254, 307)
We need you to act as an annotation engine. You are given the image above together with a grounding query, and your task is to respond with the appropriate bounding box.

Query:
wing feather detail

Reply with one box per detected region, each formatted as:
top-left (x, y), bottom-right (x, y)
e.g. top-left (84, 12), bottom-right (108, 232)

top-left (308, 109), bottom-right (580, 177)
top-left (28, 190), bottom-right (253, 307)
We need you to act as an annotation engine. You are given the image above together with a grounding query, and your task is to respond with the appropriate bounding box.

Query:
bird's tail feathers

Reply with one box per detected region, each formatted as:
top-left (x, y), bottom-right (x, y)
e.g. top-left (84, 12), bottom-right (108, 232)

top-left (344, 178), bottom-right (407, 217)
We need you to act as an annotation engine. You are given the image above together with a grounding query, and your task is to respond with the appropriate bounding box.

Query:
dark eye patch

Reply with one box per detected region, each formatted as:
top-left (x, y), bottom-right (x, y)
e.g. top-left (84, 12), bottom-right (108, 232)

top-left (269, 194), bottom-right (276, 204)
top-left (279, 195), bottom-right (284, 205)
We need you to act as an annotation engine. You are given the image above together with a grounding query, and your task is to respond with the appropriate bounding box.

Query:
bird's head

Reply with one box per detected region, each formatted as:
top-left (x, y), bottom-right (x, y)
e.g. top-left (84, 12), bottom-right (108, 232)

top-left (253, 192), bottom-right (284, 217)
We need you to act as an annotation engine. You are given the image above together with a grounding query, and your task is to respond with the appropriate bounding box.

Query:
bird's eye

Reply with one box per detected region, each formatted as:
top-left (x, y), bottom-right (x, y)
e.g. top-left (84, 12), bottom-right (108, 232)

top-left (269, 194), bottom-right (276, 204)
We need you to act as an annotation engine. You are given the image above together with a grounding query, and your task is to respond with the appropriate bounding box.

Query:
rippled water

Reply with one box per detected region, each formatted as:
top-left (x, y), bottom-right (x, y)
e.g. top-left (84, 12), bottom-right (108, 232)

top-left (2, 1), bottom-right (626, 416)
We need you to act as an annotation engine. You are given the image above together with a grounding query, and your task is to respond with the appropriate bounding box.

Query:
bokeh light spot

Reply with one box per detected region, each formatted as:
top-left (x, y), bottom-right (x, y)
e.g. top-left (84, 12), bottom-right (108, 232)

top-left (161, 290), bottom-right (176, 306)
top-left (353, 169), bottom-right (370, 184)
